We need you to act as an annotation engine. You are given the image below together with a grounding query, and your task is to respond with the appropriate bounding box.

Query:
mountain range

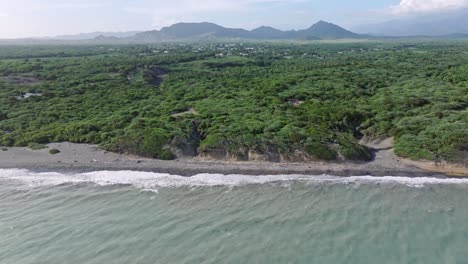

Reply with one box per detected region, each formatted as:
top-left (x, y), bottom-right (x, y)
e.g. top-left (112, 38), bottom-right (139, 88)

top-left (4, 18), bottom-right (468, 43)
top-left (129, 21), bottom-right (361, 42)
top-left (15, 21), bottom-right (358, 43)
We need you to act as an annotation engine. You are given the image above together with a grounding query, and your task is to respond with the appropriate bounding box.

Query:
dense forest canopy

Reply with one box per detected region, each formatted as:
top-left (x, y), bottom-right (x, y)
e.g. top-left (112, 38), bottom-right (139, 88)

top-left (0, 41), bottom-right (466, 164)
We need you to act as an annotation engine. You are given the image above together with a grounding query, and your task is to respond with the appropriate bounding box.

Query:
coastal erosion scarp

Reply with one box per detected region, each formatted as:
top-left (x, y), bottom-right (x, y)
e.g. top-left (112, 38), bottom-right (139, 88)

top-left (401, 159), bottom-right (468, 177)
top-left (0, 142), bottom-right (465, 177)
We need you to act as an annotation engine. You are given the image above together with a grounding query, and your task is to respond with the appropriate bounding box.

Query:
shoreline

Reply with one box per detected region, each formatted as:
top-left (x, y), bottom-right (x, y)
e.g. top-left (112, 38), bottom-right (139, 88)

top-left (0, 163), bottom-right (445, 178)
top-left (0, 142), bottom-right (465, 177)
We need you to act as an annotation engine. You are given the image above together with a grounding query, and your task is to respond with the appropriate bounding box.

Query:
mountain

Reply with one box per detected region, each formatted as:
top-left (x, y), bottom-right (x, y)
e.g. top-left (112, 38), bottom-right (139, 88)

top-left (132, 21), bottom-right (363, 42)
top-left (296, 21), bottom-right (360, 39)
top-left (250, 26), bottom-right (289, 39)
top-left (134, 22), bottom-right (251, 41)
top-left (50, 31), bottom-right (142, 40)
top-left (354, 9), bottom-right (468, 36)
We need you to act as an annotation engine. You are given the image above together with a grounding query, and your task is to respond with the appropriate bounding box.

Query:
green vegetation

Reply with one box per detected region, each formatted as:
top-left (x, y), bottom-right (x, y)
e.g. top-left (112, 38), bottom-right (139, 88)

top-left (0, 42), bottom-right (466, 164)
top-left (27, 143), bottom-right (47, 150)
top-left (49, 149), bottom-right (61, 155)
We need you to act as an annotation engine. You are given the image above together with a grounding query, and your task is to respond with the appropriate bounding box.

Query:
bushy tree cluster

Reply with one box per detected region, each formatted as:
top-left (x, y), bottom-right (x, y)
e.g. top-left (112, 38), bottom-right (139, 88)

top-left (0, 41), bottom-right (466, 163)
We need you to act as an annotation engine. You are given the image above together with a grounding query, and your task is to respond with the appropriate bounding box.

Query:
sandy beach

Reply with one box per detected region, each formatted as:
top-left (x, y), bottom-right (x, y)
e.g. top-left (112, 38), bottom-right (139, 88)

top-left (1, 142), bottom-right (465, 177)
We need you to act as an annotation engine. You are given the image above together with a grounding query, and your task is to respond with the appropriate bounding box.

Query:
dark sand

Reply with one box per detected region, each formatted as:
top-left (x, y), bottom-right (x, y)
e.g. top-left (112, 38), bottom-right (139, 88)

top-left (1, 142), bottom-right (463, 177)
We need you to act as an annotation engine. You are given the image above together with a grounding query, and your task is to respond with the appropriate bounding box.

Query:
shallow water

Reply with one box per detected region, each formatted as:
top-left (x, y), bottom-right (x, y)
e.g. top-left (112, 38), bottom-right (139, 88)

top-left (1, 169), bottom-right (467, 264)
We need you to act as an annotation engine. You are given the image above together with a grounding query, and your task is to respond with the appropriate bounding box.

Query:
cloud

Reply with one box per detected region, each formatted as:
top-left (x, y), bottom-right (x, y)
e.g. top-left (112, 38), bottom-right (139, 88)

top-left (124, 0), bottom-right (306, 29)
top-left (390, 0), bottom-right (468, 14)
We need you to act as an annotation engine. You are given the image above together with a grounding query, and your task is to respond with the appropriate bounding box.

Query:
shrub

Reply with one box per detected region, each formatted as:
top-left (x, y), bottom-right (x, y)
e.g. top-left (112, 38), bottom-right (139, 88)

top-left (49, 149), bottom-right (61, 155)
top-left (198, 134), bottom-right (225, 152)
top-left (159, 149), bottom-right (176, 160)
top-left (0, 134), bottom-right (15, 147)
top-left (28, 143), bottom-right (48, 150)
top-left (141, 129), bottom-right (173, 159)
top-left (337, 135), bottom-right (373, 161)
top-left (394, 135), bottom-right (434, 160)
top-left (0, 111), bottom-right (7, 121)
top-left (304, 142), bottom-right (337, 160)
top-left (113, 129), bottom-right (176, 160)
top-left (340, 144), bottom-right (372, 161)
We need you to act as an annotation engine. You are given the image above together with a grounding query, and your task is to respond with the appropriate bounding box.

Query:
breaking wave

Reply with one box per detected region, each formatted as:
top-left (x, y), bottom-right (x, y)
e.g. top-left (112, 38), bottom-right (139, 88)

top-left (0, 169), bottom-right (467, 190)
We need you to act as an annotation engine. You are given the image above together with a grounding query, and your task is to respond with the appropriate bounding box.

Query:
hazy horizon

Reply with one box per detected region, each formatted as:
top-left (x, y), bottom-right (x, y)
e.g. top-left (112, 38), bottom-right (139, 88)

top-left (1, 0), bottom-right (468, 38)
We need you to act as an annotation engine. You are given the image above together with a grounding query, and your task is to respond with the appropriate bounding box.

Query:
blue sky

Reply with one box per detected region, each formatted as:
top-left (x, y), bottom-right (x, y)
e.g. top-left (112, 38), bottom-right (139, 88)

top-left (0, 0), bottom-right (467, 38)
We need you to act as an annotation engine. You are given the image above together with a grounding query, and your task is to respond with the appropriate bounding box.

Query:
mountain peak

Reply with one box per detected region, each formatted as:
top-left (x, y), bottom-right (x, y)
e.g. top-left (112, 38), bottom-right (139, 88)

top-left (253, 26), bottom-right (276, 30)
top-left (315, 20), bottom-right (330, 25)
top-left (251, 26), bottom-right (282, 32)
top-left (163, 22), bottom-right (223, 30)
top-left (250, 26), bottom-right (287, 39)
top-left (159, 22), bottom-right (227, 39)
top-left (301, 21), bottom-right (360, 39)
top-left (310, 20), bottom-right (339, 29)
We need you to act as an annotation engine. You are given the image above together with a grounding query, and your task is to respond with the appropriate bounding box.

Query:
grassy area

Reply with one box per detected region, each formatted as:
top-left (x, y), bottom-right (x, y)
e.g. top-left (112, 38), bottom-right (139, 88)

top-left (27, 143), bottom-right (48, 150)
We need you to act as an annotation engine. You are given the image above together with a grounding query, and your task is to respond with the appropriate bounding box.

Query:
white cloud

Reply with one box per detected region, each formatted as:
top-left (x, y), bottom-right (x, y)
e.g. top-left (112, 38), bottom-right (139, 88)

top-left (390, 0), bottom-right (468, 14)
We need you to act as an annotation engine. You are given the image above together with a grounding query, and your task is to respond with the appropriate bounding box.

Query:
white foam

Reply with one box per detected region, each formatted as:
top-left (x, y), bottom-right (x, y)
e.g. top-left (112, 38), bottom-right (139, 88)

top-left (0, 169), bottom-right (467, 190)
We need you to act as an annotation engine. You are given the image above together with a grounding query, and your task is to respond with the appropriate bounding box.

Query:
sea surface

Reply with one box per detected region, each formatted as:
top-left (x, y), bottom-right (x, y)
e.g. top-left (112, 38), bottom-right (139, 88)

top-left (1, 169), bottom-right (468, 264)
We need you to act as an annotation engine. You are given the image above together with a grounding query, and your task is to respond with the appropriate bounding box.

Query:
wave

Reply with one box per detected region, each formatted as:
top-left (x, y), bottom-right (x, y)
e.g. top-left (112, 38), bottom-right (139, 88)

top-left (0, 169), bottom-right (467, 189)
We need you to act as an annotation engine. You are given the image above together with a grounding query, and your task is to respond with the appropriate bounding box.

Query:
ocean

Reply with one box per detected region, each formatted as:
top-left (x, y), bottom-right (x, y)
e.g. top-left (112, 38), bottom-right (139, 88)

top-left (1, 169), bottom-right (467, 264)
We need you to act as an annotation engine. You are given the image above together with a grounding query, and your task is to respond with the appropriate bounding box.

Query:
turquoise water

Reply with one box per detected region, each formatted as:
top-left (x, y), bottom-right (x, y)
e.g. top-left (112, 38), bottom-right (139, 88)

top-left (1, 169), bottom-right (468, 264)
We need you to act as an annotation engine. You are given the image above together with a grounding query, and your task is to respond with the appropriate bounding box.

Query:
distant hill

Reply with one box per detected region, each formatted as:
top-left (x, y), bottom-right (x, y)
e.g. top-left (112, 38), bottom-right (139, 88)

top-left (50, 31), bottom-right (142, 40)
top-left (134, 22), bottom-right (250, 41)
top-left (296, 21), bottom-right (360, 39)
top-left (250, 26), bottom-right (290, 39)
top-left (354, 9), bottom-right (468, 36)
top-left (132, 21), bottom-right (363, 41)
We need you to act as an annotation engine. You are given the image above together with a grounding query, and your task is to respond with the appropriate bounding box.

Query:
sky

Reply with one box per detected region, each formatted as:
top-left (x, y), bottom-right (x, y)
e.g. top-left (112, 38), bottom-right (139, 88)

top-left (1, 0), bottom-right (468, 38)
